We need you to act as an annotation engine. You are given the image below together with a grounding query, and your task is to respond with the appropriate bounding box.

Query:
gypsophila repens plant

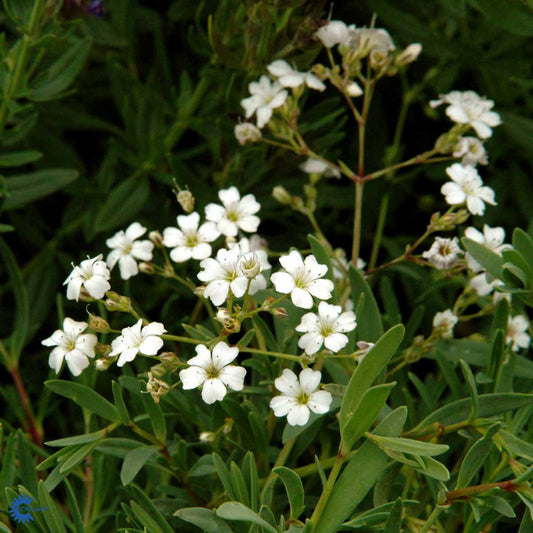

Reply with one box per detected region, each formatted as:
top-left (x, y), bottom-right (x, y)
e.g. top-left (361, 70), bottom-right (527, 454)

top-left (3, 7), bottom-right (533, 533)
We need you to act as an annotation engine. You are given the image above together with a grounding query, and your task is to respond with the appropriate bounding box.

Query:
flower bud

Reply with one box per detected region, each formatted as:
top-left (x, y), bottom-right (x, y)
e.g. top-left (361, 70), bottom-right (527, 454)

top-left (139, 262), bottom-right (155, 275)
top-left (96, 342), bottom-right (112, 357)
top-left (356, 341), bottom-right (375, 362)
top-left (271, 307), bottom-right (288, 318)
top-left (396, 43), bottom-right (422, 66)
top-left (104, 292), bottom-right (131, 312)
top-left (434, 131), bottom-right (460, 154)
top-left (95, 357), bottom-right (113, 371)
top-left (216, 308), bottom-right (232, 323)
top-left (240, 253), bottom-right (261, 280)
top-left (272, 185), bottom-right (292, 205)
top-left (88, 314), bottom-right (110, 333)
top-left (149, 230), bottom-right (164, 247)
top-left (146, 372), bottom-right (169, 404)
top-left (149, 363), bottom-right (167, 379)
top-left (222, 417), bottom-right (233, 434)
top-left (234, 122), bottom-right (262, 145)
top-left (199, 431), bottom-right (216, 443)
top-left (262, 296), bottom-right (275, 310)
top-left (159, 351), bottom-right (178, 364)
top-left (345, 81), bottom-right (363, 97)
top-left (176, 189), bottom-right (195, 213)
top-left (194, 285), bottom-right (206, 297)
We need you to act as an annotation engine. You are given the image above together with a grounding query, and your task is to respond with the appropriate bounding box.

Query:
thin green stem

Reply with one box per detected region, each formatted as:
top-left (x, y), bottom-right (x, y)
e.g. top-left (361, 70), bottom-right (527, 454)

top-left (368, 191), bottom-right (389, 270)
top-left (421, 506), bottom-right (443, 533)
top-left (310, 452), bottom-right (344, 526)
top-left (351, 181), bottom-right (364, 265)
top-left (239, 346), bottom-right (301, 363)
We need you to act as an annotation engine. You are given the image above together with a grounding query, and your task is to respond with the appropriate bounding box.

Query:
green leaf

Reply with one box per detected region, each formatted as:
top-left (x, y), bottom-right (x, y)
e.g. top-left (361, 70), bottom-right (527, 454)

top-left (409, 393), bottom-right (533, 434)
top-left (0, 150), bottom-right (42, 166)
top-left (513, 228), bottom-right (533, 267)
top-left (469, 0), bottom-right (533, 36)
top-left (94, 177), bottom-right (150, 233)
top-left (274, 467), bottom-right (305, 520)
top-left (314, 407), bottom-right (407, 533)
top-left (456, 425), bottom-right (499, 488)
top-left (486, 495), bottom-right (516, 518)
top-left (0, 237), bottom-right (29, 360)
top-left (237, 329), bottom-right (255, 348)
top-left (45, 380), bottom-right (120, 422)
top-left (230, 461), bottom-right (249, 506)
top-left (461, 238), bottom-right (503, 279)
top-left (129, 500), bottom-right (168, 533)
top-left (112, 380), bottom-right (131, 425)
top-left (248, 411), bottom-right (269, 458)
top-left (340, 325), bottom-right (404, 429)
top-left (29, 38), bottom-right (91, 100)
top-left (45, 429), bottom-right (109, 447)
top-left (120, 446), bottom-right (158, 485)
top-left (140, 392), bottom-right (166, 442)
top-left (63, 479), bottom-right (86, 533)
top-left (216, 502), bottom-right (278, 533)
top-left (59, 440), bottom-right (101, 475)
top-left (342, 382), bottom-right (396, 452)
top-left (460, 360), bottom-right (479, 421)
top-left (383, 498), bottom-right (403, 533)
top-left (308, 234), bottom-right (337, 302)
top-left (499, 429), bottom-right (533, 461)
top-left (3, 168), bottom-right (79, 210)
top-left (212, 453), bottom-right (237, 501)
top-left (38, 480), bottom-right (67, 533)
top-left (175, 508), bottom-right (232, 533)
top-left (128, 484), bottom-right (175, 533)
top-left (349, 265), bottom-right (384, 342)
top-left (368, 435), bottom-right (449, 457)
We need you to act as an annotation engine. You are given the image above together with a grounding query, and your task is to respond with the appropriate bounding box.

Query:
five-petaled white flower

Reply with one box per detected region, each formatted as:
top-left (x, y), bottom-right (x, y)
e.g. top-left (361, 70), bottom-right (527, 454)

top-left (296, 302), bottom-right (357, 355)
top-left (267, 60), bottom-right (326, 92)
top-left (350, 27), bottom-right (395, 56)
top-left (271, 250), bottom-right (334, 309)
top-left (106, 222), bottom-right (154, 280)
top-left (109, 319), bottom-right (166, 367)
top-left (430, 90), bottom-right (501, 139)
top-left (198, 245), bottom-right (267, 306)
top-left (506, 315), bottom-right (531, 352)
top-left (163, 212), bottom-right (220, 263)
top-left (270, 368), bottom-right (332, 426)
top-left (422, 237), bottom-right (463, 270)
top-left (441, 163), bottom-right (496, 216)
top-left (240, 75), bottom-right (288, 129)
top-left (432, 309), bottom-right (458, 339)
top-left (453, 137), bottom-right (488, 167)
top-left (205, 186), bottom-right (261, 237)
top-left (314, 20), bottom-right (351, 48)
top-left (64, 254), bottom-right (111, 301)
top-left (42, 318), bottom-right (97, 376)
top-left (300, 157), bottom-right (341, 178)
top-left (234, 122), bottom-right (262, 145)
top-left (180, 342), bottom-right (246, 404)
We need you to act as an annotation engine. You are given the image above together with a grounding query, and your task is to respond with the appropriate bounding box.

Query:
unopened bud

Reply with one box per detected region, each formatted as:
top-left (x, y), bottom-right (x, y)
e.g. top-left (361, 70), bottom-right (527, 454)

top-left (262, 296), bottom-right (275, 310)
top-left (96, 342), bottom-right (112, 357)
top-left (149, 363), bottom-right (167, 379)
top-left (194, 286), bottom-right (206, 297)
top-left (222, 417), bottom-right (233, 434)
top-left (272, 185), bottom-right (292, 205)
top-left (234, 122), bottom-right (262, 146)
top-left (199, 431), bottom-right (216, 443)
top-left (104, 292), bottom-right (131, 312)
top-left (149, 231), bottom-right (164, 247)
top-left (176, 189), bottom-right (195, 213)
top-left (159, 351), bottom-right (178, 364)
top-left (435, 131), bottom-right (460, 154)
top-left (271, 307), bottom-right (288, 318)
top-left (396, 43), bottom-right (422, 66)
top-left (216, 308), bottom-right (232, 323)
top-left (95, 357), bottom-right (113, 371)
top-left (88, 314), bottom-right (110, 333)
top-left (345, 81), bottom-right (363, 97)
top-left (139, 262), bottom-right (155, 274)
top-left (146, 372), bottom-right (170, 403)
top-left (356, 341), bottom-right (375, 362)
top-left (240, 253), bottom-right (261, 280)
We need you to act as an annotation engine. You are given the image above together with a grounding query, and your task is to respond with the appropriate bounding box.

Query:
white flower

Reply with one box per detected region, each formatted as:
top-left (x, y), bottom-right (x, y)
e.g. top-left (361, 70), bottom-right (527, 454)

top-left (506, 315), bottom-right (531, 352)
top-left (332, 252), bottom-right (365, 281)
top-left (441, 163), bottom-right (496, 216)
top-left (430, 90), bottom-right (501, 139)
top-left (234, 122), bottom-right (262, 145)
top-left (228, 236), bottom-right (271, 272)
top-left (205, 186), bottom-right (261, 237)
top-left (270, 368), bottom-right (332, 426)
top-left (42, 318), bottom-right (97, 376)
top-left (296, 302), bottom-right (356, 355)
top-left (198, 245), bottom-right (267, 306)
top-left (422, 237), bottom-right (462, 270)
top-left (109, 319), bottom-right (166, 367)
top-left (349, 27), bottom-right (395, 56)
top-left (453, 137), bottom-right (488, 167)
top-left (106, 222), bottom-right (154, 280)
top-left (271, 250), bottom-right (334, 309)
top-left (64, 254), bottom-right (111, 301)
top-left (267, 60), bottom-right (326, 92)
top-left (432, 309), bottom-right (458, 339)
top-left (299, 157), bottom-right (341, 178)
top-left (396, 43), bottom-right (422, 65)
top-left (240, 75), bottom-right (288, 128)
top-left (464, 225), bottom-right (507, 273)
top-left (180, 342), bottom-right (246, 404)
top-left (314, 20), bottom-right (350, 48)
top-left (163, 212), bottom-right (220, 263)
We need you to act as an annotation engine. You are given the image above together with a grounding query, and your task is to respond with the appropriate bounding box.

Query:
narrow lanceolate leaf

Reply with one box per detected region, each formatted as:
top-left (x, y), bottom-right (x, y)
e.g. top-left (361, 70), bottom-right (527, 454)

top-left (45, 429), bottom-right (109, 448)
top-left (120, 446), bottom-right (158, 485)
top-left (367, 435), bottom-right (449, 457)
top-left (274, 467), bottom-right (305, 520)
top-left (0, 150), bottom-right (42, 166)
top-left (45, 380), bottom-right (120, 422)
top-left (216, 502), bottom-right (278, 533)
top-left (3, 168), bottom-right (79, 210)
top-left (38, 480), bottom-right (67, 533)
top-left (175, 508), bottom-right (232, 533)
top-left (340, 325), bottom-right (404, 430)
top-left (460, 360), bottom-right (479, 421)
top-left (342, 382), bottom-right (396, 453)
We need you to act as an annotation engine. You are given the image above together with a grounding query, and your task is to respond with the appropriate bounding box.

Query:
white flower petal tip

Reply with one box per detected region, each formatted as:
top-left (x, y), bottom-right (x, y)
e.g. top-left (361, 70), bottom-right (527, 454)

top-left (422, 237), bottom-right (463, 270)
top-left (64, 255), bottom-right (111, 301)
top-left (179, 341), bottom-right (246, 404)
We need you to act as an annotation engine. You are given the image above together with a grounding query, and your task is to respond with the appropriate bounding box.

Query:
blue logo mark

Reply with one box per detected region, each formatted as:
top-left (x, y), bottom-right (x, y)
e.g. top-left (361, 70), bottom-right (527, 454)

top-left (8, 494), bottom-right (48, 524)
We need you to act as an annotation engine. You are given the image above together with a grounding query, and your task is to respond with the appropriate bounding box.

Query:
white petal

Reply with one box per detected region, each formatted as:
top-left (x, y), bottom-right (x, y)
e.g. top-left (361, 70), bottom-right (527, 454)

top-left (138, 336), bottom-right (163, 355)
top-left (117, 347), bottom-right (139, 367)
top-left (75, 334), bottom-right (97, 357)
top-left (287, 404), bottom-right (310, 426)
top-left (267, 59), bottom-right (293, 77)
top-left (170, 246), bottom-right (193, 263)
top-left (279, 250), bottom-right (303, 274)
top-left (131, 241), bottom-right (154, 261)
top-left (278, 73), bottom-right (305, 88)
top-left (198, 222), bottom-right (220, 242)
top-left (205, 203), bottom-right (226, 223)
top-left (191, 243), bottom-right (212, 260)
top-left (298, 368), bottom-right (321, 394)
top-left (324, 333), bottom-right (349, 352)
top-left (65, 351), bottom-right (90, 376)
top-left (106, 249), bottom-right (122, 270)
top-left (83, 276), bottom-right (110, 299)
top-left (186, 344), bottom-right (212, 369)
top-left (471, 120), bottom-right (492, 139)
top-left (125, 222), bottom-right (146, 241)
top-left (180, 366), bottom-right (208, 389)
top-left (271, 272), bottom-right (295, 294)
top-left (237, 215), bottom-right (260, 234)
top-left (217, 218), bottom-right (239, 237)
top-left (201, 378), bottom-right (227, 404)
top-left (270, 395), bottom-right (298, 417)
top-left (178, 212), bottom-right (200, 232)
top-left (307, 279), bottom-right (334, 301)
top-left (66, 277), bottom-right (83, 301)
top-left (274, 369), bottom-right (301, 396)
top-left (308, 391), bottom-right (332, 414)
top-left (230, 276), bottom-right (248, 298)
top-left (63, 317), bottom-right (87, 336)
top-left (466, 195), bottom-right (485, 216)
top-left (256, 106), bottom-right (273, 129)
top-left (291, 287), bottom-right (314, 309)
top-left (118, 255), bottom-right (139, 280)
top-left (212, 342), bottom-right (239, 368)
top-left (219, 365), bottom-right (246, 391)
top-left (441, 182), bottom-right (466, 205)
top-left (48, 348), bottom-right (65, 373)
top-left (219, 187), bottom-right (241, 205)
top-left (298, 332), bottom-right (324, 355)
top-left (204, 280), bottom-right (230, 306)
